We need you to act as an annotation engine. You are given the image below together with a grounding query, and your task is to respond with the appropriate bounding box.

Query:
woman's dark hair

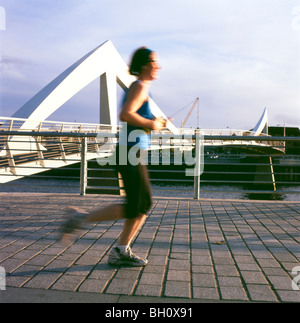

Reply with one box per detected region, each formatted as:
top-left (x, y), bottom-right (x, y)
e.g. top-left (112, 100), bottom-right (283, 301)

top-left (129, 47), bottom-right (153, 76)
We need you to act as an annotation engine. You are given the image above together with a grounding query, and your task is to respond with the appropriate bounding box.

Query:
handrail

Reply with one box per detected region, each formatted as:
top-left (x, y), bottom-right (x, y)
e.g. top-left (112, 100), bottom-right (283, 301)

top-left (0, 116), bottom-right (113, 128)
top-left (0, 130), bottom-right (299, 200)
top-left (0, 130), bottom-right (299, 141)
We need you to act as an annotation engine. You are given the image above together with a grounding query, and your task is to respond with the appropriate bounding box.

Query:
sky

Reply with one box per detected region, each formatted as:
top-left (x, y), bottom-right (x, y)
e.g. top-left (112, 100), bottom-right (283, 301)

top-left (0, 0), bottom-right (299, 130)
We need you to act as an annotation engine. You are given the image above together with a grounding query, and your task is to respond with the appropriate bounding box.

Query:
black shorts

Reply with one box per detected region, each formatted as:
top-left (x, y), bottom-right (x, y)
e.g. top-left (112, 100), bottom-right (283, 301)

top-left (114, 146), bottom-right (152, 219)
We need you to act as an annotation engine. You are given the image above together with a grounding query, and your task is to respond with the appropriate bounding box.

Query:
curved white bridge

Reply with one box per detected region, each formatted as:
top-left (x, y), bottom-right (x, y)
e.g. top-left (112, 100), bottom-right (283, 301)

top-left (0, 41), bottom-right (283, 185)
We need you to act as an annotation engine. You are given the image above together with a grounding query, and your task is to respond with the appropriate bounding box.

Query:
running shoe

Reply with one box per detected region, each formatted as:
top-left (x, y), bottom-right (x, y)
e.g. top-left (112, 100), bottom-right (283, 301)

top-left (108, 246), bottom-right (148, 267)
top-left (59, 207), bottom-right (88, 243)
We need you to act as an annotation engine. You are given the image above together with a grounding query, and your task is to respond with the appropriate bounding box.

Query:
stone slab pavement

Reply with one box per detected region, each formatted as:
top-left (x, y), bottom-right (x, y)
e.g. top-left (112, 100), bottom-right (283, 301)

top-left (0, 193), bottom-right (299, 303)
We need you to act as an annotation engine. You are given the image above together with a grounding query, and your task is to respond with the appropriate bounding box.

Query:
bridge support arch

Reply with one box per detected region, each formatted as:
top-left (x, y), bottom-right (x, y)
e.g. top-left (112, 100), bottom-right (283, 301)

top-left (11, 40), bottom-right (176, 133)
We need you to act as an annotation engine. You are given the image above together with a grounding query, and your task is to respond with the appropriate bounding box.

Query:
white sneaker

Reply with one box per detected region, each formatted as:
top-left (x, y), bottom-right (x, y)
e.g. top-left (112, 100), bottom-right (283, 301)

top-left (108, 246), bottom-right (148, 267)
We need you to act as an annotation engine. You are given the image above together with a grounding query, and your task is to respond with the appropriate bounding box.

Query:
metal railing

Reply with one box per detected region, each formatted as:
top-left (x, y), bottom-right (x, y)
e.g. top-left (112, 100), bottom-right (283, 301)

top-left (0, 128), bottom-right (299, 200)
top-left (0, 116), bottom-right (115, 133)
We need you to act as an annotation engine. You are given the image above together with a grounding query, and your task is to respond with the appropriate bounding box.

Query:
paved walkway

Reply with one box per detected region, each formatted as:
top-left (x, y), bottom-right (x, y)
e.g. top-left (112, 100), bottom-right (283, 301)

top-left (0, 193), bottom-right (299, 303)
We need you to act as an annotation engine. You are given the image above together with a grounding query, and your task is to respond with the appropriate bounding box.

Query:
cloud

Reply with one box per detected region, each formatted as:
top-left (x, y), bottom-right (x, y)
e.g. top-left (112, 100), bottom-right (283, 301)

top-left (0, 55), bottom-right (33, 80)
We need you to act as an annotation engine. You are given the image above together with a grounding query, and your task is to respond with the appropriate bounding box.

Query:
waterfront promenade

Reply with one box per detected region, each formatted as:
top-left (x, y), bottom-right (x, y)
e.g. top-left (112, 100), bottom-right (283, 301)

top-left (0, 192), bottom-right (299, 303)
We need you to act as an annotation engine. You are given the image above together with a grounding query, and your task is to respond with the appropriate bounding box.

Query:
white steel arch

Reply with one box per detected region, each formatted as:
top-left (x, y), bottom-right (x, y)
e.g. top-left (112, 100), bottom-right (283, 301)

top-left (250, 107), bottom-right (268, 136)
top-left (12, 40), bottom-right (177, 133)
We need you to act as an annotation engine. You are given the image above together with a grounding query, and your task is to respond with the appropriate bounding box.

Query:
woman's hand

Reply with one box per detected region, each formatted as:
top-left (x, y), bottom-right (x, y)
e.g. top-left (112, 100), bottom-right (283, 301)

top-left (151, 117), bottom-right (167, 131)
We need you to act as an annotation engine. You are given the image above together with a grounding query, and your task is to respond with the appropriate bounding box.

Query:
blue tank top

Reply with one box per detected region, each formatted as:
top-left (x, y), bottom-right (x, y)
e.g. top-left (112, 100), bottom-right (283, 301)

top-left (120, 81), bottom-right (155, 150)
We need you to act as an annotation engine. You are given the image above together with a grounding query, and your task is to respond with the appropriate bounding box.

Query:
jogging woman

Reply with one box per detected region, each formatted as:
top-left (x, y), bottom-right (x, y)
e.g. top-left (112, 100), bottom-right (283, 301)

top-left (59, 47), bottom-right (165, 267)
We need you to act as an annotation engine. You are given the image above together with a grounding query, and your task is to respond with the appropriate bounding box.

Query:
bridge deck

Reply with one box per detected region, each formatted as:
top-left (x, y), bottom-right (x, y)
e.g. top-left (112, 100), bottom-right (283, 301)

top-left (0, 193), bottom-right (299, 303)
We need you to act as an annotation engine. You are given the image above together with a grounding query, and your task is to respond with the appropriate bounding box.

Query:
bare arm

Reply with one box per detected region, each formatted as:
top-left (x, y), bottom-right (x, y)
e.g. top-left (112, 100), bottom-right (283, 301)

top-left (120, 82), bottom-right (164, 130)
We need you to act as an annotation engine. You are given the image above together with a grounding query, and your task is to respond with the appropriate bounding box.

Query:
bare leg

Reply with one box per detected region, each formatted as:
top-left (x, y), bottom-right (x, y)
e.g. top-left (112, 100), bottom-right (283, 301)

top-left (88, 205), bottom-right (146, 246)
top-left (61, 205), bottom-right (146, 254)
top-left (118, 214), bottom-right (146, 246)
top-left (74, 204), bottom-right (145, 246)
top-left (86, 204), bottom-right (125, 222)
top-left (60, 204), bottom-right (125, 243)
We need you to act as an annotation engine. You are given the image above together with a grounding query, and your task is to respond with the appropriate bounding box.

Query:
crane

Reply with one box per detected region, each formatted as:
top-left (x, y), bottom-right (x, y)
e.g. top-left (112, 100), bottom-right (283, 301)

top-left (169, 98), bottom-right (200, 128)
top-left (181, 98), bottom-right (199, 128)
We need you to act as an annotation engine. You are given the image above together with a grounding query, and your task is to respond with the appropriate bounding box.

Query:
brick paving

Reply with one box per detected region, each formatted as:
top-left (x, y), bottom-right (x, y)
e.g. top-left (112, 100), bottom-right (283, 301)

top-left (0, 192), bottom-right (299, 303)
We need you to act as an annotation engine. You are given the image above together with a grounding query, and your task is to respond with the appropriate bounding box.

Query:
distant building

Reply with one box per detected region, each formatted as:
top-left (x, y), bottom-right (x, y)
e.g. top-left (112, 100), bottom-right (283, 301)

top-left (269, 126), bottom-right (300, 155)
